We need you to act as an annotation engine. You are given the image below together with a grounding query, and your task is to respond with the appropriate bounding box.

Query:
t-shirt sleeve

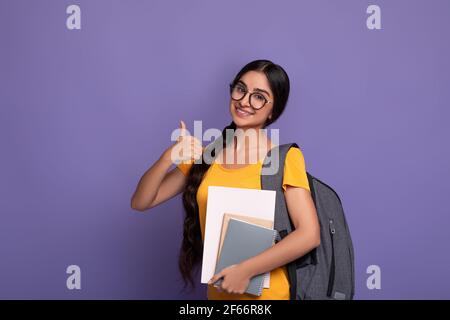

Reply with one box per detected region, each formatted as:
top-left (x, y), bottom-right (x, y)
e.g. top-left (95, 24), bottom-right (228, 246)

top-left (176, 159), bottom-right (194, 176)
top-left (175, 147), bottom-right (206, 176)
top-left (282, 147), bottom-right (310, 192)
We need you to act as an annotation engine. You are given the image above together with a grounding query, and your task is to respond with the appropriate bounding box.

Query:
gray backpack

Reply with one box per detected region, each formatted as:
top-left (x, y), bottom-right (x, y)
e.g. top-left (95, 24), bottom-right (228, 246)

top-left (260, 143), bottom-right (355, 300)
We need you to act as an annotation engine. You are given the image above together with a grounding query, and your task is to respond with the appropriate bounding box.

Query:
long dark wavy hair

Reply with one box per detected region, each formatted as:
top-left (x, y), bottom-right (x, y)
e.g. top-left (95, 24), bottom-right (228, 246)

top-left (178, 59), bottom-right (291, 290)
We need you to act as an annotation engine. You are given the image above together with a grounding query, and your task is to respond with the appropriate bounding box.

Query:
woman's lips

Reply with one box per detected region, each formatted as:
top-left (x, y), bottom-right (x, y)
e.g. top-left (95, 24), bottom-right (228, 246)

top-left (235, 105), bottom-right (253, 117)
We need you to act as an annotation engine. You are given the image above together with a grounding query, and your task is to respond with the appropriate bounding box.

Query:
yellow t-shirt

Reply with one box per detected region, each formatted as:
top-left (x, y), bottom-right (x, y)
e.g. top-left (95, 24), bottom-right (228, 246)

top-left (176, 146), bottom-right (310, 300)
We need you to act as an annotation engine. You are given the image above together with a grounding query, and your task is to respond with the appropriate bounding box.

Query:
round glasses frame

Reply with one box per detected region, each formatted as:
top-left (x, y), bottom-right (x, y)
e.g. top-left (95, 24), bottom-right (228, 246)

top-left (229, 83), bottom-right (273, 110)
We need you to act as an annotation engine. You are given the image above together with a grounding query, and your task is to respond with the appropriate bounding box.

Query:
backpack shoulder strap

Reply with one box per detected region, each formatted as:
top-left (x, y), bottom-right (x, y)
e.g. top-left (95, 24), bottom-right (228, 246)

top-left (261, 142), bottom-right (300, 300)
top-left (261, 142), bottom-right (299, 235)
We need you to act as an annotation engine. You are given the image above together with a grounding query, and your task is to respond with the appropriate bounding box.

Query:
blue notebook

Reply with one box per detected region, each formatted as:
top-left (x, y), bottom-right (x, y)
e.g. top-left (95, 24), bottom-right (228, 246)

top-left (213, 218), bottom-right (277, 296)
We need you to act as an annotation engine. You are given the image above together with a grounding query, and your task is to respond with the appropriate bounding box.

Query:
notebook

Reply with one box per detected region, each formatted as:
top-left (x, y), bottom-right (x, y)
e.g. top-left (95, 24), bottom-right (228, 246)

top-left (216, 213), bottom-right (274, 267)
top-left (216, 213), bottom-right (274, 289)
top-left (213, 218), bottom-right (277, 296)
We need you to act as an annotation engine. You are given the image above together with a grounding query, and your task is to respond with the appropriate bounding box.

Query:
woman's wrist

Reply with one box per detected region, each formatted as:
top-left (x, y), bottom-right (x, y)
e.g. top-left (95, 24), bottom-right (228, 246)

top-left (160, 145), bottom-right (175, 166)
top-left (240, 258), bottom-right (258, 278)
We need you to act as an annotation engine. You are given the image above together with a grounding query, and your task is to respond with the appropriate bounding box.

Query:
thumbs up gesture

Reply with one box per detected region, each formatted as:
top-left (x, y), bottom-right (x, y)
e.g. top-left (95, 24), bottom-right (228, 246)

top-left (169, 120), bottom-right (203, 165)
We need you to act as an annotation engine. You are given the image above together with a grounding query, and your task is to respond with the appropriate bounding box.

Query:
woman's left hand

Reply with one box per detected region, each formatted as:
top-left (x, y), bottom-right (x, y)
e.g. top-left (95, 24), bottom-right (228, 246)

top-left (208, 263), bottom-right (253, 295)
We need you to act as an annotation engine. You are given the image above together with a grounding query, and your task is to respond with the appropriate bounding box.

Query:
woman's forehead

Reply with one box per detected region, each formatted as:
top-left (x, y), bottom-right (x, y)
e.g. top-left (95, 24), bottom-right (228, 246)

top-left (239, 71), bottom-right (272, 95)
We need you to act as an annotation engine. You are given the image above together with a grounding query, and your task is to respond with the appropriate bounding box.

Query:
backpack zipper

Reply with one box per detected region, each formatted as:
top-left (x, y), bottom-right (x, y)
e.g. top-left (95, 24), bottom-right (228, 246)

top-left (327, 219), bottom-right (336, 297)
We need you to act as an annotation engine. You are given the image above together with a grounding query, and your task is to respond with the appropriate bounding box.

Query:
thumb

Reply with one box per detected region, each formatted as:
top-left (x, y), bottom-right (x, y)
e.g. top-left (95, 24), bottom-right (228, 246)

top-left (178, 120), bottom-right (187, 142)
top-left (180, 120), bottom-right (186, 133)
top-left (208, 271), bottom-right (224, 285)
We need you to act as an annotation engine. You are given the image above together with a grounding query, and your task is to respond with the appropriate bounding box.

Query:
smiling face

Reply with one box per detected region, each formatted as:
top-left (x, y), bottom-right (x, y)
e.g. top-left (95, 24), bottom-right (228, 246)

top-left (229, 70), bottom-right (274, 131)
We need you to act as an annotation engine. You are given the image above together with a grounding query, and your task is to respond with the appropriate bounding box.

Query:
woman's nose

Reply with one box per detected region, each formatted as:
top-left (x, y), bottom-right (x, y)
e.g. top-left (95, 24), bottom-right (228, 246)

top-left (241, 92), bottom-right (252, 107)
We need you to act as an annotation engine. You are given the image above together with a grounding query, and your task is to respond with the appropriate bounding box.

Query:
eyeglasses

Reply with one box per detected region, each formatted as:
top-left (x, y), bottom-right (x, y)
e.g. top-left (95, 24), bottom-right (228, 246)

top-left (229, 83), bottom-right (273, 110)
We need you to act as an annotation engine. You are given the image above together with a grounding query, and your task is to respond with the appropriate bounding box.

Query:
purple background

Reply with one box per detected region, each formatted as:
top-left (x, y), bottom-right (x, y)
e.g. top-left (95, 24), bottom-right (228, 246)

top-left (1, 0), bottom-right (449, 299)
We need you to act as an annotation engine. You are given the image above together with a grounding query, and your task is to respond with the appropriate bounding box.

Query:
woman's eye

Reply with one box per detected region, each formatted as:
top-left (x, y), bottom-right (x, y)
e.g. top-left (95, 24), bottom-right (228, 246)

top-left (255, 94), bottom-right (265, 101)
top-left (237, 86), bottom-right (246, 92)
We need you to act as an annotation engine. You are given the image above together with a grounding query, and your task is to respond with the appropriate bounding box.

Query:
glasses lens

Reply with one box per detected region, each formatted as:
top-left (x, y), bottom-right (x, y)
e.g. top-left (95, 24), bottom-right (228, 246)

top-left (250, 93), bottom-right (266, 109)
top-left (231, 84), bottom-right (246, 100)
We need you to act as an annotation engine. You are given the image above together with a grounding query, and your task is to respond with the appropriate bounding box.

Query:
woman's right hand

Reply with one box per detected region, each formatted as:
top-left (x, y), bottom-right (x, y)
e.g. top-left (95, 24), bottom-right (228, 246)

top-left (164, 120), bottom-right (203, 165)
top-left (132, 120), bottom-right (201, 211)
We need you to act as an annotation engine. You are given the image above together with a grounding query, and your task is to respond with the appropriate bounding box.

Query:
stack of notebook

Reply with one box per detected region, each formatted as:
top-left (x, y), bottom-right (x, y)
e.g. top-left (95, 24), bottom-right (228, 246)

top-left (212, 213), bottom-right (277, 296)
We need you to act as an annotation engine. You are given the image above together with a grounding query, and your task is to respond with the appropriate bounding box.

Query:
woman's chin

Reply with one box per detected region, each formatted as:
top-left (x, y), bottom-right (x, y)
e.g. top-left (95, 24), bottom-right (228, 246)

top-left (232, 116), bottom-right (251, 127)
top-left (232, 112), bottom-right (252, 124)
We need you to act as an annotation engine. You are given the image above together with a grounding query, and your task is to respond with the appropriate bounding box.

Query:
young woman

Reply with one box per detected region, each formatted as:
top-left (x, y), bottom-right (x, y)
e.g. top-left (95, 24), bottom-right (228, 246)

top-left (131, 59), bottom-right (320, 300)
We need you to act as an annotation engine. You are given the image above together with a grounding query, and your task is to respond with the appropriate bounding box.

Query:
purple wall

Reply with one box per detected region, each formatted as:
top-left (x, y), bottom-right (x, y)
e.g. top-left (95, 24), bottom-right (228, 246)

top-left (1, 0), bottom-right (449, 299)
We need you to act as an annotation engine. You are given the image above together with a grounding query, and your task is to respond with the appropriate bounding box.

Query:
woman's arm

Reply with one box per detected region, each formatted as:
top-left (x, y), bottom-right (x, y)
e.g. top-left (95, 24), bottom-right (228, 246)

top-left (130, 146), bottom-right (186, 212)
top-left (242, 186), bottom-right (320, 277)
top-left (130, 120), bottom-right (203, 212)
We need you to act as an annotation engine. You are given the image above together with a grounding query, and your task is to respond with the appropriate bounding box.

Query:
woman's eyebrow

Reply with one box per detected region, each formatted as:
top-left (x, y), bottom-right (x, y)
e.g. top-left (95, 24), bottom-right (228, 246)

top-left (254, 88), bottom-right (271, 97)
top-left (237, 80), bottom-right (271, 97)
